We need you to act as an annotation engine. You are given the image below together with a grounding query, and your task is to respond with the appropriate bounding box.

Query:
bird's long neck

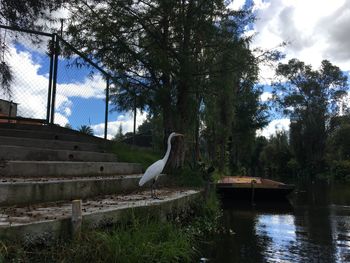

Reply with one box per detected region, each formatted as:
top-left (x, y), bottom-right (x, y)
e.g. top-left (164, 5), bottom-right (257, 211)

top-left (162, 134), bottom-right (173, 162)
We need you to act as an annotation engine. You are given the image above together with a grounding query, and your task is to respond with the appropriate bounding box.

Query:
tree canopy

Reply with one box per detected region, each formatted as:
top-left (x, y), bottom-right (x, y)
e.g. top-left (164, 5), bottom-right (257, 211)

top-left (272, 59), bottom-right (348, 174)
top-left (65, 0), bottom-right (264, 169)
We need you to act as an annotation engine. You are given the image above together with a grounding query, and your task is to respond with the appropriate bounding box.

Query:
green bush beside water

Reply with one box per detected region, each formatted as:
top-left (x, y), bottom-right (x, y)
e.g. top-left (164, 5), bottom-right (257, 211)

top-left (329, 160), bottom-right (350, 182)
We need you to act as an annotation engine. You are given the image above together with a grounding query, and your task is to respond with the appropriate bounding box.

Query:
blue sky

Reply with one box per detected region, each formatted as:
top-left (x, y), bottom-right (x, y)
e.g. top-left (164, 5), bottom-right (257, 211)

top-left (16, 43), bottom-right (116, 125)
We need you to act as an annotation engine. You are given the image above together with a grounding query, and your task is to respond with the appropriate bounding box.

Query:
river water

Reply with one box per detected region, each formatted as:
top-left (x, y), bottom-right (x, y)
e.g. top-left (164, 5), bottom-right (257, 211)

top-left (202, 181), bottom-right (350, 263)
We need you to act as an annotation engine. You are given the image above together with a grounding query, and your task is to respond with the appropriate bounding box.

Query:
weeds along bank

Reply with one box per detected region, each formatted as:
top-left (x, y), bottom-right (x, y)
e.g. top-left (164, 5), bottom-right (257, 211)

top-left (0, 193), bottom-right (221, 263)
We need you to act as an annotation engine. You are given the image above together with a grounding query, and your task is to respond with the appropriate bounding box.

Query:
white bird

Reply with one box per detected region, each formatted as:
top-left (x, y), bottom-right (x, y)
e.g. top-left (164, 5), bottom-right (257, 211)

top-left (139, 132), bottom-right (183, 198)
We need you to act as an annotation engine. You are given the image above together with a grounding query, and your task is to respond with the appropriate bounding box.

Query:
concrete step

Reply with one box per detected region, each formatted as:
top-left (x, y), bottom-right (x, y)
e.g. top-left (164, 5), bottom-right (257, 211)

top-left (0, 189), bottom-right (200, 242)
top-left (0, 161), bottom-right (143, 177)
top-left (0, 174), bottom-right (170, 206)
top-left (0, 123), bottom-right (81, 135)
top-left (0, 136), bottom-right (107, 152)
top-left (0, 128), bottom-right (110, 144)
top-left (0, 174), bottom-right (145, 206)
top-left (0, 145), bottom-right (118, 162)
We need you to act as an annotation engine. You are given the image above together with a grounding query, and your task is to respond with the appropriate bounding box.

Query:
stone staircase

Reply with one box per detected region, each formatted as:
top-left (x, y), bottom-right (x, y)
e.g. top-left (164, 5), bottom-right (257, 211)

top-left (0, 123), bottom-right (144, 206)
top-left (0, 123), bottom-right (201, 242)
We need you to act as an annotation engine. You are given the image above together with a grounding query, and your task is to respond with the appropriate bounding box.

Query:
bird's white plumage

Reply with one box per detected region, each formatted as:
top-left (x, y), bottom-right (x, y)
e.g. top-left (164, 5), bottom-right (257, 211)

top-left (138, 132), bottom-right (183, 187)
top-left (138, 159), bottom-right (165, 186)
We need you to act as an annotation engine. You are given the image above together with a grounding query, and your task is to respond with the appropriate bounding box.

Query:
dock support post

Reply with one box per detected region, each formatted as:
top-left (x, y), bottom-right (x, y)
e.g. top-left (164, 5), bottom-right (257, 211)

top-left (71, 199), bottom-right (82, 239)
top-left (251, 180), bottom-right (256, 206)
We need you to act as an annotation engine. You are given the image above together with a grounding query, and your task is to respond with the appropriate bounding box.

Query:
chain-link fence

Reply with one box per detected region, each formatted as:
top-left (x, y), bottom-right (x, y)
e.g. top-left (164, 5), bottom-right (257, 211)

top-left (0, 25), bottom-right (113, 139)
top-left (0, 26), bottom-right (52, 124)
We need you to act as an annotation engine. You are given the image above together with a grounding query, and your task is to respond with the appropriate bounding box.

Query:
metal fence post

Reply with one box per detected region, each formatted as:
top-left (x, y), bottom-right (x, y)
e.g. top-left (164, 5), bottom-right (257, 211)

top-left (46, 34), bottom-right (55, 124)
top-left (50, 33), bottom-right (59, 124)
top-left (133, 91), bottom-right (136, 145)
top-left (104, 76), bottom-right (110, 140)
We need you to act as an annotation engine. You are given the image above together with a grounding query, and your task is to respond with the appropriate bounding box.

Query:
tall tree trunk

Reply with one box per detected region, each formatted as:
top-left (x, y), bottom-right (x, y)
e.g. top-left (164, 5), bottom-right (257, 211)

top-left (167, 0), bottom-right (194, 169)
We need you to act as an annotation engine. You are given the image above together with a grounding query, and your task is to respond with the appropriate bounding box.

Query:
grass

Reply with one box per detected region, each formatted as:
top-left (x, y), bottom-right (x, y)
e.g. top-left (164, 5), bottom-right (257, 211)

top-left (0, 194), bottom-right (221, 263)
top-left (172, 165), bottom-right (205, 187)
top-left (97, 221), bottom-right (194, 263)
top-left (111, 142), bottom-right (161, 170)
top-left (1, 220), bottom-right (194, 263)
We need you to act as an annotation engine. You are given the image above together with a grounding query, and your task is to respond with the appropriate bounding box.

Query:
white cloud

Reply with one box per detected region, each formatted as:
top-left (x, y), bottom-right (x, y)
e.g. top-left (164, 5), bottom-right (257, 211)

top-left (1, 44), bottom-right (106, 125)
top-left (54, 112), bottom-right (69, 126)
top-left (252, 0), bottom-right (270, 12)
top-left (252, 0), bottom-right (350, 82)
top-left (227, 0), bottom-right (246, 10)
top-left (5, 47), bottom-right (49, 119)
top-left (340, 91), bottom-right (350, 115)
top-left (257, 118), bottom-right (290, 138)
top-left (92, 110), bottom-right (148, 139)
top-left (260, 91), bottom-right (272, 102)
top-left (57, 75), bottom-right (105, 99)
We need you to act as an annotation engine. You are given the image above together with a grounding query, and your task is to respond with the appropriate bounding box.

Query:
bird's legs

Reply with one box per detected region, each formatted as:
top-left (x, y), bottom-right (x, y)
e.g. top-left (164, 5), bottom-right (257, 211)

top-left (151, 179), bottom-right (160, 199)
top-left (151, 179), bottom-right (156, 198)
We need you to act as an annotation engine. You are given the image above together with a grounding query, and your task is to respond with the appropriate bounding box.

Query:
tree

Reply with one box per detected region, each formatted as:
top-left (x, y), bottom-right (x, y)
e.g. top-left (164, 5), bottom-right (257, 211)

top-left (272, 59), bottom-right (348, 174)
top-left (229, 85), bottom-right (269, 175)
top-left (78, 125), bottom-right (94, 136)
top-left (113, 124), bottom-right (124, 141)
top-left (137, 119), bottom-right (152, 134)
top-left (66, 0), bottom-right (257, 169)
top-left (0, 0), bottom-right (65, 29)
top-left (200, 12), bottom-right (259, 173)
top-left (326, 115), bottom-right (350, 161)
top-left (259, 131), bottom-right (292, 178)
top-left (64, 123), bottom-right (72, 129)
top-left (326, 115), bottom-right (350, 180)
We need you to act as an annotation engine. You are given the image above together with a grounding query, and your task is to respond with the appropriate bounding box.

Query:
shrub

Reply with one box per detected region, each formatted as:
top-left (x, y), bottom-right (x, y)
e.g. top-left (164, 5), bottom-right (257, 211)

top-left (331, 160), bottom-right (350, 181)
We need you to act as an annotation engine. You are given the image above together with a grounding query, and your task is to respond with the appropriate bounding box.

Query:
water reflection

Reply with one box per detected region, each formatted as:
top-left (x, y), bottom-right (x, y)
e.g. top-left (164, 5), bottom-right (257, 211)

top-left (256, 214), bottom-right (298, 262)
top-left (202, 182), bottom-right (350, 263)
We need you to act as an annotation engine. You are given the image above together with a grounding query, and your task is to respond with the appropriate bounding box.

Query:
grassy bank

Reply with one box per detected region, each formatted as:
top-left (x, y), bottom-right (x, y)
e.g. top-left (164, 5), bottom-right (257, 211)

top-left (111, 142), bottom-right (160, 170)
top-left (1, 221), bottom-right (193, 263)
top-left (0, 194), bottom-right (221, 263)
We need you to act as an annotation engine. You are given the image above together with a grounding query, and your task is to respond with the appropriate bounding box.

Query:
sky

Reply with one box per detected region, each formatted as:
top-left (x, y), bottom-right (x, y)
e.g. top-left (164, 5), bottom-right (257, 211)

top-left (0, 39), bottom-right (147, 139)
top-left (1, 0), bottom-right (350, 139)
top-left (236, 0), bottom-right (350, 137)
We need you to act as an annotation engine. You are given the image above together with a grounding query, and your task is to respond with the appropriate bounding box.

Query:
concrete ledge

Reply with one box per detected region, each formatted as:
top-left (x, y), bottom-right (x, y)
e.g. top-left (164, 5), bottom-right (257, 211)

top-left (0, 128), bottom-right (110, 144)
top-left (0, 175), bottom-right (144, 206)
top-left (0, 190), bottom-right (201, 242)
top-left (0, 123), bottom-right (81, 135)
top-left (0, 145), bottom-right (118, 162)
top-left (0, 136), bottom-right (107, 152)
top-left (0, 161), bottom-right (143, 177)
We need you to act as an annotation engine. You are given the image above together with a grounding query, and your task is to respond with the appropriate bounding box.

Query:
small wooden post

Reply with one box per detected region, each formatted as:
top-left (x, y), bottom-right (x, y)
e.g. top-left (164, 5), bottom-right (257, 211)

top-left (251, 180), bottom-right (256, 206)
top-left (71, 199), bottom-right (82, 239)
